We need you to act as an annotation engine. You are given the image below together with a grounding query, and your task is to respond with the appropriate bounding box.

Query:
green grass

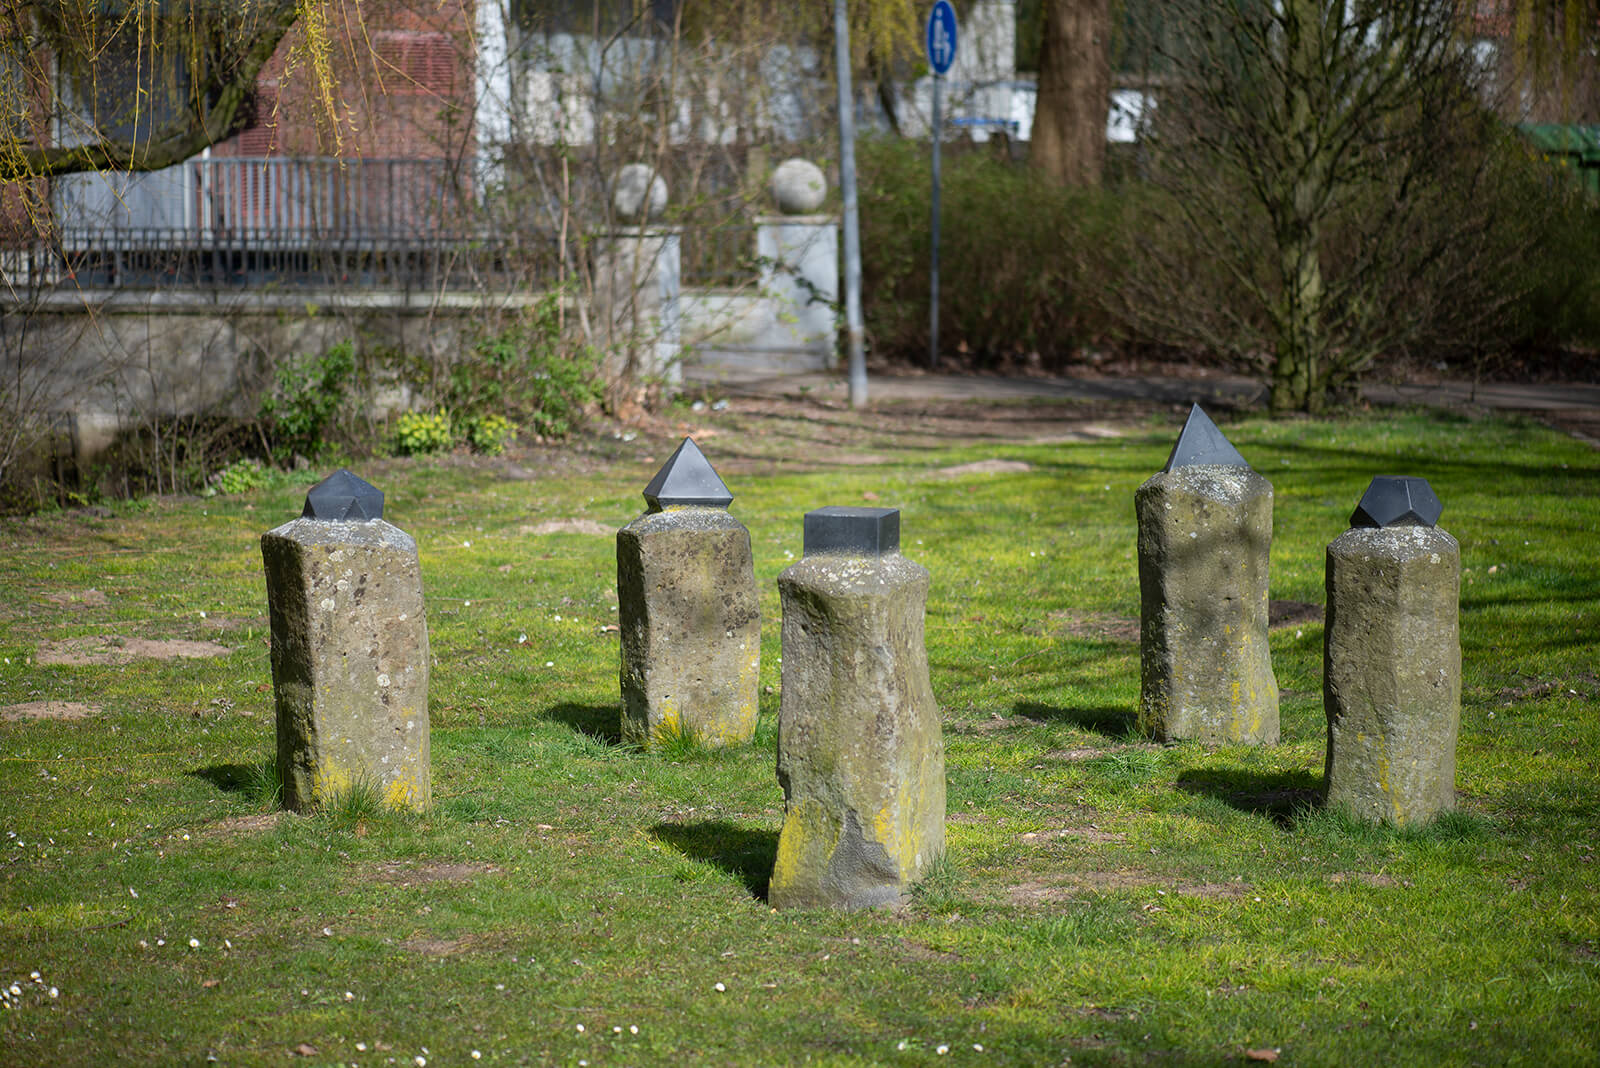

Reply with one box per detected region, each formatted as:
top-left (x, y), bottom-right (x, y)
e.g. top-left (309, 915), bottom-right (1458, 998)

top-left (1, 403), bottom-right (1597, 1065)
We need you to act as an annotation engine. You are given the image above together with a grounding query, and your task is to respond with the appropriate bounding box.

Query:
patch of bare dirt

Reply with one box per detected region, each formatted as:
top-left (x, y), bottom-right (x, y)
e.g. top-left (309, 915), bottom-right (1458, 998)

top-left (1, 700), bottom-right (98, 722)
top-left (1019, 826), bottom-right (1128, 845)
top-left (1045, 747), bottom-right (1108, 762)
top-left (1269, 600), bottom-right (1323, 628)
top-left (947, 714), bottom-right (1029, 735)
top-left (1045, 609), bottom-right (1140, 643)
top-left (400, 935), bottom-right (481, 957)
top-left (44, 588), bottom-right (109, 608)
top-left (1007, 873), bottom-right (1251, 905)
top-left (897, 939), bottom-right (963, 963)
top-left (368, 861), bottom-right (501, 887)
top-left (520, 518), bottom-right (614, 536)
top-left (1326, 872), bottom-right (1401, 888)
top-left (36, 636), bottom-right (231, 665)
top-left (927, 459), bottom-right (1034, 479)
top-left (205, 813), bottom-right (282, 839)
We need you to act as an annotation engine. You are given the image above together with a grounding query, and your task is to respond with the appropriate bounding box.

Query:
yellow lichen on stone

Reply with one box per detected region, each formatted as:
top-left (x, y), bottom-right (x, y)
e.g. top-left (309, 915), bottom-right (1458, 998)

top-left (771, 799), bottom-right (841, 905)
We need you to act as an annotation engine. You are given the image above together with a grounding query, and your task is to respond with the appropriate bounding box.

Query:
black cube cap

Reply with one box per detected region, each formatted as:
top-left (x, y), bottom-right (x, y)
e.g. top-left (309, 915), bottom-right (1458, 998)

top-left (1163, 404), bottom-right (1250, 471)
top-left (302, 469), bottom-right (384, 521)
top-left (803, 507), bottom-right (900, 557)
top-left (643, 437), bottom-right (733, 511)
top-left (1350, 476), bottom-right (1442, 529)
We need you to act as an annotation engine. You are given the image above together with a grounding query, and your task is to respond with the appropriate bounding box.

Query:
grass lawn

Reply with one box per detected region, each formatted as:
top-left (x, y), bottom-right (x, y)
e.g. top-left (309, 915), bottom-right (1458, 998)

top-left (1, 399), bottom-right (1596, 1066)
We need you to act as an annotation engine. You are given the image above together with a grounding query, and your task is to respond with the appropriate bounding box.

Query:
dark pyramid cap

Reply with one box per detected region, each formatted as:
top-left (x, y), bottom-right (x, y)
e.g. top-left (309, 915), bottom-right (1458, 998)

top-left (1163, 404), bottom-right (1251, 471)
top-left (643, 437), bottom-right (733, 511)
top-left (1350, 476), bottom-right (1442, 529)
top-left (302, 468), bottom-right (384, 521)
top-left (803, 506), bottom-right (899, 557)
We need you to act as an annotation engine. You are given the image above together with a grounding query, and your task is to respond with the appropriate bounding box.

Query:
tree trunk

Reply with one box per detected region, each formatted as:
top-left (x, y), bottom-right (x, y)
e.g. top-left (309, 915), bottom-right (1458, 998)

top-left (1270, 0), bottom-right (1329, 415)
top-left (1029, 0), bottom-right (1111, 187)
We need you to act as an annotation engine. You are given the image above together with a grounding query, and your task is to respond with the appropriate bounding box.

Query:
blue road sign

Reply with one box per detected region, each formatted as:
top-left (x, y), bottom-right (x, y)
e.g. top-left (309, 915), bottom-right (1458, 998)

top-left (926, 0), bottom-right (958, 76)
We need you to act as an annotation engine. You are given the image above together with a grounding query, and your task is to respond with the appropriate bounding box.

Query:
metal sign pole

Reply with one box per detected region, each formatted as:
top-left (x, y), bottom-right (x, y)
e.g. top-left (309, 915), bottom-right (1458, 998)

top-left (925, 1), bottom-right (957, 373)
top-left (930, 71), bottom-right (941, 371)
top-left (835, 0), bottom-right (867, 408)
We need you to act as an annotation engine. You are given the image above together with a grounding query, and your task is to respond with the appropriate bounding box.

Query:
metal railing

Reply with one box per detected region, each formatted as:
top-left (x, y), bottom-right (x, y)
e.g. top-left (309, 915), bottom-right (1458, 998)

top-left (26, 157), bottom-right (557, 291)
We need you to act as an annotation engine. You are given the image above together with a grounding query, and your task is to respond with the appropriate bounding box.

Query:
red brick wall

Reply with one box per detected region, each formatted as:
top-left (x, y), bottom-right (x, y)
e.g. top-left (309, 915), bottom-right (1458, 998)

top-left (213, 0), bottom-right (476, 162)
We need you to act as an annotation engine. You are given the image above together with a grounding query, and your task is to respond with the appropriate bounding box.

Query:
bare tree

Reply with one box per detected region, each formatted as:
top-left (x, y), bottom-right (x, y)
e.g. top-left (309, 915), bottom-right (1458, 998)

top-left (1116, 0), bottom-right (1556, 413)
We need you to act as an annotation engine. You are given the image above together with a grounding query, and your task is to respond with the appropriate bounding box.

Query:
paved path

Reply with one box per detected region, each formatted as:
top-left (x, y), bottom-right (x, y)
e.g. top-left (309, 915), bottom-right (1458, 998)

top-left (687, 367), bottom-right (1600, 440)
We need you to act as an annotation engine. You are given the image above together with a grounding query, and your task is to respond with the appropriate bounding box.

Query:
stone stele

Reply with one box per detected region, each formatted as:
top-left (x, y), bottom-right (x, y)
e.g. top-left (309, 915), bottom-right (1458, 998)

top-left (1135, 465), bottom-right (1279, 743)
top-left (261, 517), bottom-right (430, 812)
top-left (771, 539), bottom-right (945, 909)
top-left (1324, 525), bottom-right (1461, 825)
top-left (616, 457), bottom-right (760, 747)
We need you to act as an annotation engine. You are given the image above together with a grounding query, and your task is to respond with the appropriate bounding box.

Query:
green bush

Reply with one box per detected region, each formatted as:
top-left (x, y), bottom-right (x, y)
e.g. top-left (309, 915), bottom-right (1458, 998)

top-left (444, 289), bottom-right (601, 439)
top-left (259, 341), bottom-right (356, 463)
top-left (393, 411), bottom-right (455, 456)
top-left (209, 458), bottom-right (272, 495)
top-left (461, 413), bottom-right (517, 455)
top-left (857, 137), bottom-right (1121, 367)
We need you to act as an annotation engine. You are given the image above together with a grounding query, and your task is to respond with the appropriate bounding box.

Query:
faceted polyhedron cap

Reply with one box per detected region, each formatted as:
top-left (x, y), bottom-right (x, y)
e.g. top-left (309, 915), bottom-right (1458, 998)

top-left (803, 506), bottom-right (900, 557)
top-left (1163, 404), bottom-right (1250, 472)
top-left (301, 469), bottom-right (384, 521)
top-left (1350, 476), bottom-right (1442, 529)
top-left (643, 437), bottom-right (733, 511)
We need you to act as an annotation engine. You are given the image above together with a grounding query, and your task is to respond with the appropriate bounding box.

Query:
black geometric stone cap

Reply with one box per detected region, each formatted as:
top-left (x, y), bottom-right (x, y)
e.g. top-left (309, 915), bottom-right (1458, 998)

top-left (803, 506), bottom-right (900, 557)
top-left (302, 469), bottom-right (384, 521)
top-left (1350, 476), bottom-right (1442, 529)
top-left (643, 437), bottom-right (733, 511)
top-left (1163, 404), bottom-right (1251, 472)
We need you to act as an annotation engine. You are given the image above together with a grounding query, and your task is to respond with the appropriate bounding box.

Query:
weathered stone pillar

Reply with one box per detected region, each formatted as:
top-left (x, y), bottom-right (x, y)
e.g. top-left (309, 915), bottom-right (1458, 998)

top-left (1135, 405), bottom-right (1279, 744)
top-left (1324, 476), bottom-right (1460, 826)
top-left (617, 437), bottom-right (760, 748)
top-left (771, 507), bottom-right (945, 909)
top-left (598, 163), bottom-right (681, 393)
top-left (261, 470), bottom-right (430, 812)
top-left (756, 159), bottom-right (839, 366)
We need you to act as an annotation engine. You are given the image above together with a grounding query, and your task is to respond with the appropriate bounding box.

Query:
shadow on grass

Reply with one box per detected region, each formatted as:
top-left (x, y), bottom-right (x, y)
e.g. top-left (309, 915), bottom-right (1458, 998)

top-left (649, 820), bottom-right (778, 902)
top-left (1176, 766), bottom-right (1323, 828)
top-left (189, 763), bottom-right (257, 794)
top-left (542, 702), bottom-right (622, 745)
top-left (1014, 700), bottom-right (1135, 738)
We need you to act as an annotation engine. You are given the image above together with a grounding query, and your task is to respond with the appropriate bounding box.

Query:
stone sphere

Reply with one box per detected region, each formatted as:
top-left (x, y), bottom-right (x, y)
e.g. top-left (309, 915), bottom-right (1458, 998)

top-left (613, 164), bottom-right (668, 221)
top-left (770, 158), bottom-right (827, 214)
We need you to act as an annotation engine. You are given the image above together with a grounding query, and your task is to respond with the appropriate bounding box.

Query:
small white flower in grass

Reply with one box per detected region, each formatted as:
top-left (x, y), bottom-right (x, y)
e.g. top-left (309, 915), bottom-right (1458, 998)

top-left (462, 541), bottom-right (472, 548)
top-left (613, 1027), bottom-right (622, 1034)
top-left (189, 938), bottom-right (200, 949)
top-left (937, 1045), bottom-right (950, 1055)
top-left (155, 939), bottom-right (165, 947)
top-left (464, 600), bottom-right (472, 607)
top-left (973, 1044), bottom-right (984, 1052)
top-left (629, 1026), bottom-right (638, 1035)
top-left (545, 661), bottom-right (554, 668)
top-left (713, 982), bottom-right (726, 992)
top-left (897, 1041), bottom-right (908, 1051)
top-left (472, 1052), bottom-right (482, 1061)
top-left (415, 1056), bottom-right (427, 1067)
top-left (8, 984), bottom-right (19, 996)
top-left (128, 887), bottom-right (138, 898)
top-left (575, 1024), bottom-right (585, 1033)
top-left (344, 991), bottom-right (355, 1001)
top-left (554, 614), bottom-right (562, 622)
top-left (48, 988), bottom-right (58, 999)
top-left (30, 972), bottom-right (39, 981)
top-left (356, 1043), bottom-right (367, 1052)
